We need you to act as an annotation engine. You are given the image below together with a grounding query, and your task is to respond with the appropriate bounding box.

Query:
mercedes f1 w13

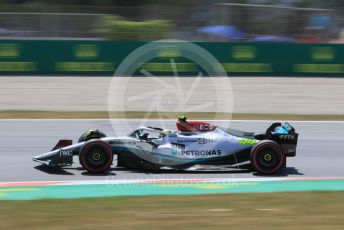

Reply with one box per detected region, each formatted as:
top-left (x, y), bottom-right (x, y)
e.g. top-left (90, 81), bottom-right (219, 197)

top-left (33, 116), bottom-right (298, 175)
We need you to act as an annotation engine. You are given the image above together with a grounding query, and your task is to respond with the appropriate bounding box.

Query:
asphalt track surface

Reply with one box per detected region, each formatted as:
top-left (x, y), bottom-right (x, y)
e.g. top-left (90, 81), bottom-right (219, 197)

top-left (2, 77), bottom-right (344, 114)
top-left (0, 119), bottom-right (343, 182)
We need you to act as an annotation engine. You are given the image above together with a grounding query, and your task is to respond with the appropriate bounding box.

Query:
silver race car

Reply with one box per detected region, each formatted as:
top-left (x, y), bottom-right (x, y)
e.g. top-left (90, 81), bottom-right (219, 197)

top-left (33, 116), bottom-right (298, 175)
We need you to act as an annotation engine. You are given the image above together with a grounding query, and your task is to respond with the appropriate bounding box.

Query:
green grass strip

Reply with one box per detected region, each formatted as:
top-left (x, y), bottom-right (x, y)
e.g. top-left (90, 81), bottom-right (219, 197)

top-left (0, 190), bottom-right (344, 229)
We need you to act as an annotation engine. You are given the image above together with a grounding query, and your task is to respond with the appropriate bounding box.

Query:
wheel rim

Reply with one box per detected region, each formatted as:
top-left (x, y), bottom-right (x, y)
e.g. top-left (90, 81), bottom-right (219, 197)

top-left (92, 153), bottom-right (101, 161)
top-left (263, 153), bottom-right (272, 162)
top-left (257, 147), bottom-right (279, 169)
top-left (86, 146), bottom-right (108, 166)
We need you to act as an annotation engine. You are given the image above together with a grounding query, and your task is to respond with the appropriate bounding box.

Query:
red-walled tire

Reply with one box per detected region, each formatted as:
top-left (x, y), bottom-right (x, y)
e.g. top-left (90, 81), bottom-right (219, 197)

top-left (79, 140), bottom-right (113, 174)
top-left (250, 140), bottom-right (285, 174)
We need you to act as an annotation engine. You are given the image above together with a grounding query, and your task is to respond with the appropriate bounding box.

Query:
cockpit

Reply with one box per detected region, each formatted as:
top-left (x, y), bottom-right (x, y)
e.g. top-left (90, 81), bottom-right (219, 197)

top-left (128, 127), bottom-right (167, 141)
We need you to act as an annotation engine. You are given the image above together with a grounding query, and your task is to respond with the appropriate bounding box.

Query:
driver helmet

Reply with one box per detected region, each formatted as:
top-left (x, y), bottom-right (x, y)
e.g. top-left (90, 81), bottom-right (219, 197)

top-left (178, 114), bottom-right (187, 122)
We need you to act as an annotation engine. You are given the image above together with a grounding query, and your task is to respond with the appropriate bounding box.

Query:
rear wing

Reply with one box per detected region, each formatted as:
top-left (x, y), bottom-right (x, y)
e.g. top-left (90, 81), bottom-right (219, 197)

top-left (267, 122), bottom-right (298, 157)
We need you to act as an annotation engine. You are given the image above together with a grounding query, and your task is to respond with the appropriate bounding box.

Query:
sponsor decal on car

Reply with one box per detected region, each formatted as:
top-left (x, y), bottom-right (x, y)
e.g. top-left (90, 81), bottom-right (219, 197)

top-left (278, 135), bottom-right (296, 140)
top-left (177, 139), bottom-right (198, 143)
top-left (192, 123), bottom-right (216, 131)
top-left (171, 147), bottom-right (178, 156)
top-left (58, 149), bottom-right (73, 157)
top-left (110, 140), bottom-right (137, 145)
top-left (171, 143), bottom-right (185, 150)
top-left (181, 150), bottom-right (222, 156)
top-left (198, 138), bottom-right (214, 145)
top-left (237, 138), bottom-right (257, 146)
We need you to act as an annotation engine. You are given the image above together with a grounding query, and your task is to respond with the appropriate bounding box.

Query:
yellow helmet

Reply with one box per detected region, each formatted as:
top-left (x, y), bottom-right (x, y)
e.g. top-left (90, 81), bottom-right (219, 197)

top-left (178, 114), bottom-right (187, 122)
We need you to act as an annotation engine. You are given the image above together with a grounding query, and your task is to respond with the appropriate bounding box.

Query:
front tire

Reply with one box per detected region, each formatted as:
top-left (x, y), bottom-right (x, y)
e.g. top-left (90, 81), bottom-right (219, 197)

top-left (250, 140), bottom-right (285, 174)
top-left (79, 140), bottom-right (113, 174)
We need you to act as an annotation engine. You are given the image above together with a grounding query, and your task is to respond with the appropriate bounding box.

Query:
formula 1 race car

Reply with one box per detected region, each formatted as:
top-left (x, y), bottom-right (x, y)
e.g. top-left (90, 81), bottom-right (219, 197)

top-left (33, 116), bottom-right (298, 175)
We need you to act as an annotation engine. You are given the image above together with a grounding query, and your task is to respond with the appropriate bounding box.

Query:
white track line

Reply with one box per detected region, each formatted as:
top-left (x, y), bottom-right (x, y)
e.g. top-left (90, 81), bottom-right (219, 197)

top-left (1, 177), bottom-right (344, 187)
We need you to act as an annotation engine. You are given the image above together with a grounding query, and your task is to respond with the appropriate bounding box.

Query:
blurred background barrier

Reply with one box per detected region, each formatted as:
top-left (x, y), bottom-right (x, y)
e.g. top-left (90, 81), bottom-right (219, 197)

top-left (0, 1), bottom-right (342, 76)
top-left (0, 40), bottom-right (343, 76)
top-left (0, 1), bottom-right (342, 43)
top-left (93, 16), bottom-right (174, 40)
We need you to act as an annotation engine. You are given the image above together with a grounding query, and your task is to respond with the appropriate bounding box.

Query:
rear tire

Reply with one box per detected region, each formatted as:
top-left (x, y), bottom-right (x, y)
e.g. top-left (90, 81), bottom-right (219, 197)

top-left (250, 140), bottom-right (285, 174)
top-left (79, 140), bottom-right (113, 174)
